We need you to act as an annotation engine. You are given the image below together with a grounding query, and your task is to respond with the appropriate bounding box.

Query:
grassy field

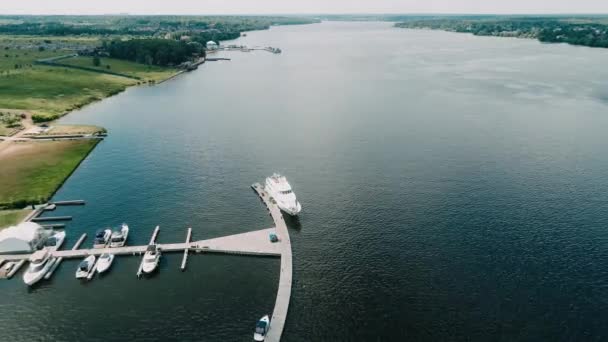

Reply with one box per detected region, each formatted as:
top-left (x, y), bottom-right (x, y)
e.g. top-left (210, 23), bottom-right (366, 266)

top-left (0, 37), bottom-right (175, 121)
top-left (44, 124), bottom-right (106, 136)
top-left (0, 66), bottom-right (135, 120)
top-left (0, 209), bottom-right (32, 229)
top-left (0, 139), bottom-right (99, 209)
top-left (60, 56), bottom-right (179, 82)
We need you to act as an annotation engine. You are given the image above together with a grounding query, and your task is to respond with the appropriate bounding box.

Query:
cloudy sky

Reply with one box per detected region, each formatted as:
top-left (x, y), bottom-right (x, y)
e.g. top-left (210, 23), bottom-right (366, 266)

top-left (3, 0), bottom-right (608, 15)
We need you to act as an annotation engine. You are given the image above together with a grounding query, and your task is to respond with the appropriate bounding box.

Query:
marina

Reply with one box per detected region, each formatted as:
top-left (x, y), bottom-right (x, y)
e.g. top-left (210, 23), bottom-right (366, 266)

top-left (0, 184), bottom-right (294, 341)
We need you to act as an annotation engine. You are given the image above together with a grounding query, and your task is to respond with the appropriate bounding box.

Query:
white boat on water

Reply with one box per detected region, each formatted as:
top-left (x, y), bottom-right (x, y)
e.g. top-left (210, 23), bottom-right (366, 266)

top-left (93, 229), bottom-right (112, 248)
top-left (76, 255), bottom-right (95, 279)
top-left (253, 315), bottom-right (270, 341)
top-left (96, 253), bottom-right (114, 273)
top-left (142, 244), bottom-right (161, 274)
top-left (44, 231), bottom-right (66, 250)
top-left (23, 250), bottom-right (54, 286)
top-left (109, 224), bottom-right (129, 248)
top-left (265, 173), bottom-right (302, 216)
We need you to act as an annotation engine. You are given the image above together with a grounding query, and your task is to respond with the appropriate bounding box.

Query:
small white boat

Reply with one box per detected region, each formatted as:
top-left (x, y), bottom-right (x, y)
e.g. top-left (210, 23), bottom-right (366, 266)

top-left (44, 231), bottom-right (66, 250)
top-left (2, 261), bottom-right (15, 274)
top-left (253, 315), bottom-right (270, 341)
top-left (76, 255), bottom-right (96, 279)
top-left (93, 229), bottom-right (112, 248)
top-left (142, 244), bottom-right (161, 274)
top-left (265, 173), bottom-right (302, 216)
top-left (109, 223), bottom-right (129, 248)
top-left (23, 250), bottom-right (54, 286)
top-left (96, 253), bottom-right (114, 273)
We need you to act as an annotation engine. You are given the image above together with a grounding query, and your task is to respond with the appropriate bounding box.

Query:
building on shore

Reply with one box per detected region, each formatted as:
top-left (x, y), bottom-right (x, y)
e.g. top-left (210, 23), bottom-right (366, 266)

top-left (0, 222), bottom-right (47, 254)
top-left (206, 41), bottom-right (218, 50)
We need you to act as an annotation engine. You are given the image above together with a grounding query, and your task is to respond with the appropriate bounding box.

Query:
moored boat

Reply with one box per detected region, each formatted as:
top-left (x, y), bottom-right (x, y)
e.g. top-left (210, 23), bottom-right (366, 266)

top-left (23, 250), bottom-right (54, 286)
top-left (109, 224), bottom-right (129, 248)
top-left (44, 231), bottom-right (66, 250)
top-left (264, 173), bottom-right (302, 216)
top-left (253, 315), bottom-right (270, 341)
top-left (142, 244), bottom-right (161, 274)
top-left (93, 229), bottom-right (111, 248)
top-left (96, 253), bottom-right (114, 273)
top-left (76, 255), bottom-right (95, 279)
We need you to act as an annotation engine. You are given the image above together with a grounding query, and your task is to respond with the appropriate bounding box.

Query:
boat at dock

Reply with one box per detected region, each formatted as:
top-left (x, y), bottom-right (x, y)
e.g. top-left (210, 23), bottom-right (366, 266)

top-left (76, 255), bottom-right (95, 279)
top-left (109, 224), bottom-right (129, 248)
top-left (23, 250), bottom-right (54, 286)
top-left (44, 231), bottom-right (66, 250)
top-left (265, 173), bottom-right (302, 216)
top-left (254, 315), bottom-right (270, 341)
top-left (96, 253), bottom-right (114, 273)
top-left (93, 228), bottom-right (111, 248)
top-left (142, 244), bottom-right (161, 274)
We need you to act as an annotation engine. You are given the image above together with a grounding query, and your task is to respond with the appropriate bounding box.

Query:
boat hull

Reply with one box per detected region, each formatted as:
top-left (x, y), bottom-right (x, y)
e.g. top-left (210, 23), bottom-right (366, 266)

top-left (23, 260), bottom-right (54, 286)
top-left (96, 255), bottom-right (114, 273)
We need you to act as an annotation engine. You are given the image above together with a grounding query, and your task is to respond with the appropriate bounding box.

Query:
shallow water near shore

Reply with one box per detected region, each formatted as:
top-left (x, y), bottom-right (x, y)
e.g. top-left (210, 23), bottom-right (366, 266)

top-left (1, 21), bottom-right (608, 341)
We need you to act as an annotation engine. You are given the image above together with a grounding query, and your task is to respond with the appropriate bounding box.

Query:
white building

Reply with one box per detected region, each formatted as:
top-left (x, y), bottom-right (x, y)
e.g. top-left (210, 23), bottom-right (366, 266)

top-left (0, 222), bottom-right (47, 254)
top-left (206, 41), bottom-right (218, 50)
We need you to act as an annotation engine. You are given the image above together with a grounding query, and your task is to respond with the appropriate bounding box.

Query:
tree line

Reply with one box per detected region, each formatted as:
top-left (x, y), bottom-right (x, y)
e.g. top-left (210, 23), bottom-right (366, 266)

top-left (395, 17), bottom-right (608, 49)
top-left (105, 39), bottom-right (202, 66)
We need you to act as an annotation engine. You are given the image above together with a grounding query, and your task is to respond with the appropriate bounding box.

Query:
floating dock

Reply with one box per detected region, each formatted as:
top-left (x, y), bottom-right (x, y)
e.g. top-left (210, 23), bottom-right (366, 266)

top-left (31, 216), bottom-right (72, 222)
top-left (181, 227), bottom-right (192, 271)
top-left (52, 200), bottom-right (85, 206)
top-left (45, 233), bottom-right (86, 280)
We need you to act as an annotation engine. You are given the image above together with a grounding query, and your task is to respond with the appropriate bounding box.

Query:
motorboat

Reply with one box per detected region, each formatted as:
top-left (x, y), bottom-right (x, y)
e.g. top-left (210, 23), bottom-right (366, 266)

top-left (23, 250), bottom-right (54, 286)
top-left (96, 253), bottom-right (114, 273)
top-left (253, 315), bottom-right (270, 341)
top-left (265, 173), bottom-right (302, 216)
top-left (109, 223), bottom-right (129, 248)
top-left (76, 255), bottom-right (96, 279)
top-left (93, 228), bottom-right (112, 248)
top-left (44, 231), bottom-right (66, 250)
top-left (142, 244), bottom-right (161, 274)
top-left (2, 261), bottom-right (15, 274)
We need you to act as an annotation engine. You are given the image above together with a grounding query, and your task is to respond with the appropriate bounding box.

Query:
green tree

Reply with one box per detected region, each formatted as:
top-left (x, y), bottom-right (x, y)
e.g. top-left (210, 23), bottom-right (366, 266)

top-left (92, 56), bottom-right (101, 67)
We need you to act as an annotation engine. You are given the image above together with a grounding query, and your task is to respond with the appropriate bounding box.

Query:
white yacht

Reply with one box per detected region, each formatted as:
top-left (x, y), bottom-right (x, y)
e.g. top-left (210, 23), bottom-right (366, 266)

top-left (93, 229), bottom-right (112, 248)
top-left (109, 224), bottom-right (129, 248)
top-left (96, 253), bottom-right (114, 273)
top-left (142, 244), bottom-right (161, 274)
top-left (76, 255), bottom-right (96, 279)
top-left (23, 250), bottom-right (54, 286)
top-left (265, 173), bottom-right (302, 216)
top-left (253, 315), bottom-right (270, 341)
top-left (44, 231), bottom-right (66, 251)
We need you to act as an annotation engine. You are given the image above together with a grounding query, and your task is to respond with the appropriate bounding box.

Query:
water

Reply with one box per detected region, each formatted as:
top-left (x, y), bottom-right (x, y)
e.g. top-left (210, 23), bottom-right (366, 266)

top-left (2, 21), bottom-right (608, 341)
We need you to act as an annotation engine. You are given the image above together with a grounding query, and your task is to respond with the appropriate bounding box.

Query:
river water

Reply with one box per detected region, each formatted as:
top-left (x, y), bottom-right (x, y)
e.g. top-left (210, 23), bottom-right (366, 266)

top-left (1, 21), bottom-right (608, 341)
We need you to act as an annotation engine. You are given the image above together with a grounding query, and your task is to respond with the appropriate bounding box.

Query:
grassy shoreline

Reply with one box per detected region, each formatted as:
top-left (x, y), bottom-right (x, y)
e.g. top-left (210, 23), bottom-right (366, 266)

top-left (0, 139), bottom-right (101, 209)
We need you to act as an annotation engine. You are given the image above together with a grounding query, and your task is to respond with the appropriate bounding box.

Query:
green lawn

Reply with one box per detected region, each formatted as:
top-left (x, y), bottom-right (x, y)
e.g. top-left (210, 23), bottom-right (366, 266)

top-left (0, 209), bottom-right (32, 229)
top-left (59, 56), bottom-right (179, 82)
top-left (0, 66), bottom-right (135, 120)
top-left (0, 139), bottom-right (100, 209)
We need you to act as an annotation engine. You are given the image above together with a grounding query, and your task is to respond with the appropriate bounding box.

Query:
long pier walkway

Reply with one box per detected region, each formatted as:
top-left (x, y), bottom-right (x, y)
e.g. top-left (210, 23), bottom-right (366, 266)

top-left (252, 183), bottom-right (292, 342)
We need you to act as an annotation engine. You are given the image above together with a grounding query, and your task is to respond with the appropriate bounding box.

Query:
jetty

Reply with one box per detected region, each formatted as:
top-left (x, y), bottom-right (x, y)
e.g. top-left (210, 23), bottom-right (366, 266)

top-left (0, 186), bottom-right (293, 341)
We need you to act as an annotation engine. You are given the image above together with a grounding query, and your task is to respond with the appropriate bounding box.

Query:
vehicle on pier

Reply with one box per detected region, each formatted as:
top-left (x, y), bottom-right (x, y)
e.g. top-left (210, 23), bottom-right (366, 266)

top-left (265, 173), bottom-right (302, 216)
top-left (93, 228), bottom-right (111, 248)
top-left (23, 250), bottom-right (55, 286)
top-left (96, 253), bottom-right (114, 273)
top-left (142, 244), bottom-right (161, 274)
top-left (109, 224), bottom-right (129, 248)
top-left (254, 315), bottom-right (270, 341)
top-left (76, 255), bottom-right (95, 279)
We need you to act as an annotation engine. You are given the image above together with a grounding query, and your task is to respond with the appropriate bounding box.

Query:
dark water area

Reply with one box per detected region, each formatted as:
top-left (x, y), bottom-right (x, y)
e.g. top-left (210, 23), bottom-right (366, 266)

top-left (1, 22), bottom-right (608, 341)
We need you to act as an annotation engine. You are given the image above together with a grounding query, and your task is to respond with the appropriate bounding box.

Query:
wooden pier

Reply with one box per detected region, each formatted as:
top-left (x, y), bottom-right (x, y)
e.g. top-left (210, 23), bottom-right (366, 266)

top-left (251, 183), bottom-right (293, 342)
top-left (181, 227), bottom-right (192, 271)
top-left (31, 216), bottom-right (72, 222)
top-left (45, 233), bottom-right (87, 280)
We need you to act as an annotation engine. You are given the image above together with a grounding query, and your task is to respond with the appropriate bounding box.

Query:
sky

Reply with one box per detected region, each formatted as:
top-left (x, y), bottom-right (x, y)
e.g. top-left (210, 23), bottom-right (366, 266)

top-left (2, 0), bottom-right (608, 15)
